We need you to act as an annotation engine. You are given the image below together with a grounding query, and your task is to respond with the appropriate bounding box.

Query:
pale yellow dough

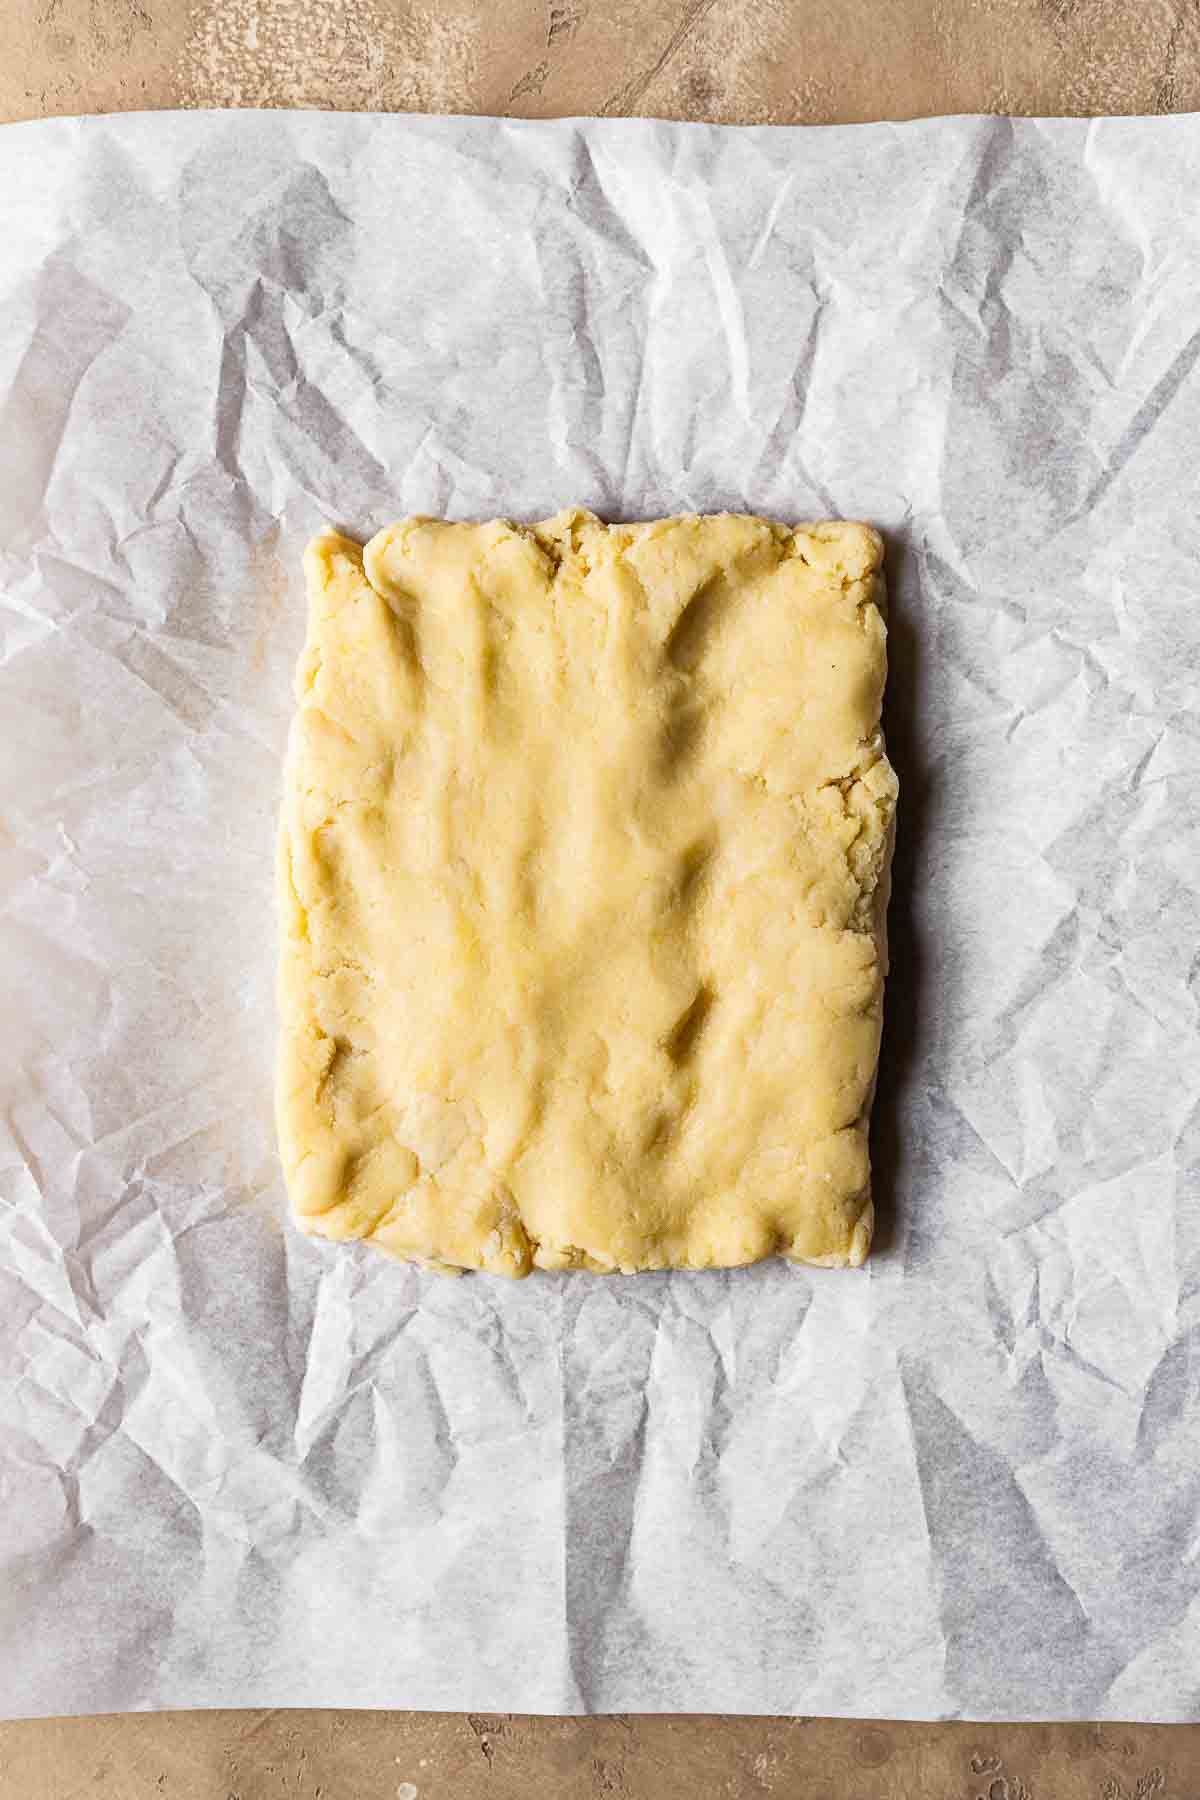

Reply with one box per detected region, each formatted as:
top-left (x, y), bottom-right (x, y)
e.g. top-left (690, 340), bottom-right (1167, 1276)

top-left (277, 509), bottom-right (896, 1276)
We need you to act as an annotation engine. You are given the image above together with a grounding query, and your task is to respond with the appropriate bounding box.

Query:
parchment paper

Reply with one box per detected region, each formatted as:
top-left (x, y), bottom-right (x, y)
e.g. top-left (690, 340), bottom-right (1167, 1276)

top-left (2, 109), bottom-right (1200, 1722)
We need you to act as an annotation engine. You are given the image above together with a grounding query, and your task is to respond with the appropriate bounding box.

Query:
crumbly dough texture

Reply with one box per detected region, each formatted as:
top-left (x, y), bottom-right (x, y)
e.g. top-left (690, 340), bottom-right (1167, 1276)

top-left (277, 509), bottom-right (896, 1276)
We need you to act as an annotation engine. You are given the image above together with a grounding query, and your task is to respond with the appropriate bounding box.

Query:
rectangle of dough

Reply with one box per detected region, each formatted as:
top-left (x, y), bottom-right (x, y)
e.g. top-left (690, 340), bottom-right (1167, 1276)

top-left (277, 510), bottom-right (897, 1276)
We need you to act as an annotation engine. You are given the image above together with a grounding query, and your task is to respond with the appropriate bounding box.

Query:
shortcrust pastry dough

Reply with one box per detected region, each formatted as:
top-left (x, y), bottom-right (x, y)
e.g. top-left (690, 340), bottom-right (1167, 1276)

top-left (277, 509), bottom-right (896, 1275)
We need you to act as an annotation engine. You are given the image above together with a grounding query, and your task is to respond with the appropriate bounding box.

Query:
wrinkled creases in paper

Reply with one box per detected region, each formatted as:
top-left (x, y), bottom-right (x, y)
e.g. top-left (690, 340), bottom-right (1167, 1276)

top-left (1, 111), bottom-right (1199, 1720)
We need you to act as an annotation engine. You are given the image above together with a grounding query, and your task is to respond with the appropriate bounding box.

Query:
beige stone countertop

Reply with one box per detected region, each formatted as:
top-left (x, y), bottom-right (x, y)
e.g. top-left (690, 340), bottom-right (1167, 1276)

top-left (4, 0), bottom-right (1200, 121)
top-left (4, 2), bottom-right (1200, 1795)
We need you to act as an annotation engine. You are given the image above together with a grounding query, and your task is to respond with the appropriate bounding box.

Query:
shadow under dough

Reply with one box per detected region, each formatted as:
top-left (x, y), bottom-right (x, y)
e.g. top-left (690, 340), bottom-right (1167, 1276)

top-left (869, 528), bottom-right (934, 1258)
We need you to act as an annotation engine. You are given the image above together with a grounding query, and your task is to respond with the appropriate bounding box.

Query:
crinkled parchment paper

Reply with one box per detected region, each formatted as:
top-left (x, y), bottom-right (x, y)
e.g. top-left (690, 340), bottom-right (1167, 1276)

top-left (2, 110), bottom-right (1200, 1720)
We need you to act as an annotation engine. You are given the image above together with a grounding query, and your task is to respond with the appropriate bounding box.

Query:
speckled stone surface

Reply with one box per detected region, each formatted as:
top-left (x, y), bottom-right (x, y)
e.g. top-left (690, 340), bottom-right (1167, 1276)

top-left (4, 0), bottom-right (1200, 121)
top-left (0, 1707), bottom-right (1197, 1797)
top-left (4, 2), bottom-right (1200, 1793)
